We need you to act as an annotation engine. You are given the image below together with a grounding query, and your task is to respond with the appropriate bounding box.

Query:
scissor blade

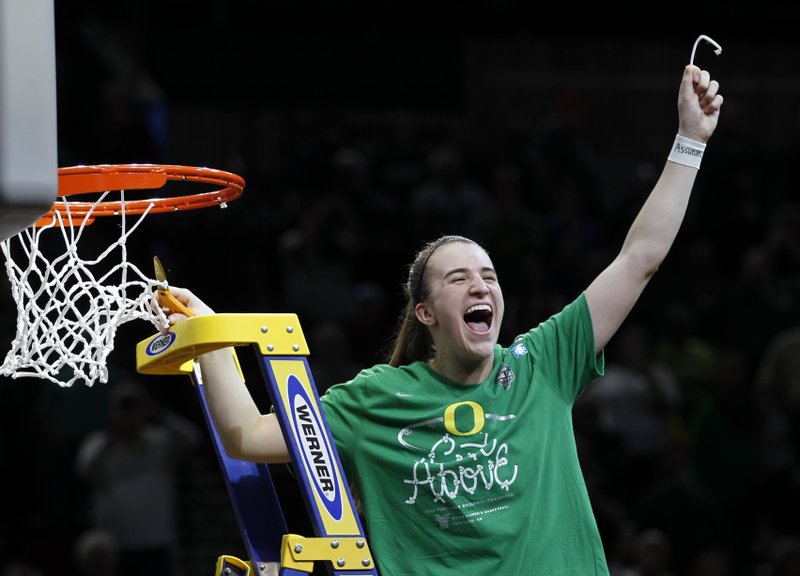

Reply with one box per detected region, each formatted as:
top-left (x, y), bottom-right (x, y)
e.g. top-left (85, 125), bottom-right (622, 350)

top-left (153, 256), bottom-right (168, 283)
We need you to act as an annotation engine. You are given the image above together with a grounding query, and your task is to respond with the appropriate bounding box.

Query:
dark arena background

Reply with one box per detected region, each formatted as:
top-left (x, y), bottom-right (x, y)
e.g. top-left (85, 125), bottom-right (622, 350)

top-left (1, 3), bottom-right (799, 575)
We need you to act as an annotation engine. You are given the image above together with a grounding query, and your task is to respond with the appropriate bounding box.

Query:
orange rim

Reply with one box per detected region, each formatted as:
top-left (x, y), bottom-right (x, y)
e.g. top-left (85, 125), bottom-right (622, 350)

top-left (36, 164), bottom-right (245, 227)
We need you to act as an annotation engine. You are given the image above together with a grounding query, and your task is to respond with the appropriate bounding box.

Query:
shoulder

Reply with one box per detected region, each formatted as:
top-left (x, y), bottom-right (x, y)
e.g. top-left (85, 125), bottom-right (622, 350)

top-left (322, 362), bottom-right (428, 401)
top-left (512, 292), bottom-right (590, 344)
top-left (330, 363), bottom-right (424, 389)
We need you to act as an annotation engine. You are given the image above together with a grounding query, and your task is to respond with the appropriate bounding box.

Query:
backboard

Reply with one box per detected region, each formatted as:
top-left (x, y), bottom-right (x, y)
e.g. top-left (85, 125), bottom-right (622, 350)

top-left (0, 0), bottom-right (58, 242)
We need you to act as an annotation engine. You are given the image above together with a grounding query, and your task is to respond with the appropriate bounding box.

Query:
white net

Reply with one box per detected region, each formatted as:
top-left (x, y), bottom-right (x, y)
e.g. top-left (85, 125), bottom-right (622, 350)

top-left (1, 192), bottom-right (170, 387)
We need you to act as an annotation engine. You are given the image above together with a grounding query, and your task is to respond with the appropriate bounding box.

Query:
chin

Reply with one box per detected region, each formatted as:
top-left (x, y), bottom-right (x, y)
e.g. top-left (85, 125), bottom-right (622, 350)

top-left (468, 338), bottom-right (497, 359)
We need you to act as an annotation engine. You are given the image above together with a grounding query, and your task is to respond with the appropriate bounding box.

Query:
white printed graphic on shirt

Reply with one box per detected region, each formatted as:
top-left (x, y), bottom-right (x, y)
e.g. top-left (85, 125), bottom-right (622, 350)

top-left (397, 401), bottom-right (518, 529)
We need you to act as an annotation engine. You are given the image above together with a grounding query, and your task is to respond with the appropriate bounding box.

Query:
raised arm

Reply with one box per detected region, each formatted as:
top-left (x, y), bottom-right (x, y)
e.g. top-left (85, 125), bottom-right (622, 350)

top-left (165, 286), bottom-right (291, 463)
top-left (585, 64), bottom-right (723, 353)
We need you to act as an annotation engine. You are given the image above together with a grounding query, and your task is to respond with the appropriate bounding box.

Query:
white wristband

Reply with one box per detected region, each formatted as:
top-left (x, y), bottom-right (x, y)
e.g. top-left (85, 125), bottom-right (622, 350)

top-left (667, 134), bottom-right (706, 169)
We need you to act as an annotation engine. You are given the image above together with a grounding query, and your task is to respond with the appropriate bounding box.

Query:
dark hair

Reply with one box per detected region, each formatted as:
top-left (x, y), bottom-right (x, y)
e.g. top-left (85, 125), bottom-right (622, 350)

top-left (386, 235), bottom-right (479, 367)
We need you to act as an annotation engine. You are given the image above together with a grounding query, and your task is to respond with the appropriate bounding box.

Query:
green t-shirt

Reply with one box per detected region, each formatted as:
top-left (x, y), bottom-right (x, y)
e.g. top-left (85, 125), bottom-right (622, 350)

top-left (320, 293), bottom-right (608, 575)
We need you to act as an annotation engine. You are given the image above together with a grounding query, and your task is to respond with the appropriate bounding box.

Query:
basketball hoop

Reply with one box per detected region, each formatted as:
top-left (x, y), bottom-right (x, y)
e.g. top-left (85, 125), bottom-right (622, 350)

top-left (0, 163), bottom-right (244, 388)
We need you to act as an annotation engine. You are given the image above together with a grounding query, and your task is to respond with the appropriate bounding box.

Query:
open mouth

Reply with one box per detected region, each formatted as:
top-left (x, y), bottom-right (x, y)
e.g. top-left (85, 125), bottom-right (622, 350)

top-left (464, 304), bottom-right (493, 334)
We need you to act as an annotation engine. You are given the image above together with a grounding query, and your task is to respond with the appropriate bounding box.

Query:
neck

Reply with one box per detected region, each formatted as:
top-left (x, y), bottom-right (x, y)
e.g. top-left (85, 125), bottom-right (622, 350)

top-left (429, 354), bottom-right (493, 385)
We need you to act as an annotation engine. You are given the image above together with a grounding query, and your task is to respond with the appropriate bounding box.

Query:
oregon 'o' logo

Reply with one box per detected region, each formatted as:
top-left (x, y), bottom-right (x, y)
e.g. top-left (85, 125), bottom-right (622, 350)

top-left (443, 401), bottom-right (485, 436)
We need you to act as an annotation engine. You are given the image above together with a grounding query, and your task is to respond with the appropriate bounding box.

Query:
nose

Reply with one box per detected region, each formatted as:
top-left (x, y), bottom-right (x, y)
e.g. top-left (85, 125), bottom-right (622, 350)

top-left (470, 277), bottom-right (489, 296)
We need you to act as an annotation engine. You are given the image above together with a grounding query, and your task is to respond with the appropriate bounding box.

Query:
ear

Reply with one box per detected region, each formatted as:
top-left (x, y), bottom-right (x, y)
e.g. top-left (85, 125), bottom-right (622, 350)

top-left (415, 302), bottom-right (435, 326)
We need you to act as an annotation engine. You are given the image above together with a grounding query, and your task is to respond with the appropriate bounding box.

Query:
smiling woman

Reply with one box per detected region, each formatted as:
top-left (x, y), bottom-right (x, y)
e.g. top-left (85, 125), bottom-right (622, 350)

top-left (401, 237), bottom-right (503, 385)
top-left (389, 235), bottom-right (502, 372)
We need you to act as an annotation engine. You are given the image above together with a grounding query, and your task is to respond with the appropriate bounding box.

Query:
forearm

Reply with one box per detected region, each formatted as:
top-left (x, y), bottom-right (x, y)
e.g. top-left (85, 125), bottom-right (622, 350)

top-left (585, 159), bottom-right (700, 351)
top-left (199, 347), bottom-right (290, 463)
top-left (618, 160), bottom-right (698, 277)
top-left (161, 285), bottom-right (290, 463)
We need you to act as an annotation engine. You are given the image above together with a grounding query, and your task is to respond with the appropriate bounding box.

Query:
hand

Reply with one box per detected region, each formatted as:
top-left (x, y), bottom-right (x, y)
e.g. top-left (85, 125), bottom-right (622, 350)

top-left (160, 286), bottom-right (215, 325)
top-left (677, 64), bottom-right (723, 143)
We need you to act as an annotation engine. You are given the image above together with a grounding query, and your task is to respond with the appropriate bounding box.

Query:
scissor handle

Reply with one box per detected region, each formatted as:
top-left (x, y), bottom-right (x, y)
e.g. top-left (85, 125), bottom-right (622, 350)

top-left (157, 287), bottom-right (197, 317)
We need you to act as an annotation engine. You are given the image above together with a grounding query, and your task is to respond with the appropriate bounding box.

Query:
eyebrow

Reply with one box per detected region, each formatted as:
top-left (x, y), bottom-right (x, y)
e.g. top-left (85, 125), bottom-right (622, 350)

top-left (443, 266), bottom-right (496, 279)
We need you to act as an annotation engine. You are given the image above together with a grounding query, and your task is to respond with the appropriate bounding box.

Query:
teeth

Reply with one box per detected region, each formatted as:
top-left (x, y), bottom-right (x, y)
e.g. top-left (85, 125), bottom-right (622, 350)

top-left (466, 304), bottom-right (492, 314)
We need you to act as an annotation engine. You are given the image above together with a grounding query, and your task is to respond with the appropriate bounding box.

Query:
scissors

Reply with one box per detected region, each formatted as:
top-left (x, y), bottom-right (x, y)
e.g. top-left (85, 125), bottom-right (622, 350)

top-left (153, 256), bottom-right (196, 317)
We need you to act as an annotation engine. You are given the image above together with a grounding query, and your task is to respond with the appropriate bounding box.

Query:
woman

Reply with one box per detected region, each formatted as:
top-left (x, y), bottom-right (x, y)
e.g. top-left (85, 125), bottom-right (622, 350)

top-left (164, 63), bottom-right (722, 575)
